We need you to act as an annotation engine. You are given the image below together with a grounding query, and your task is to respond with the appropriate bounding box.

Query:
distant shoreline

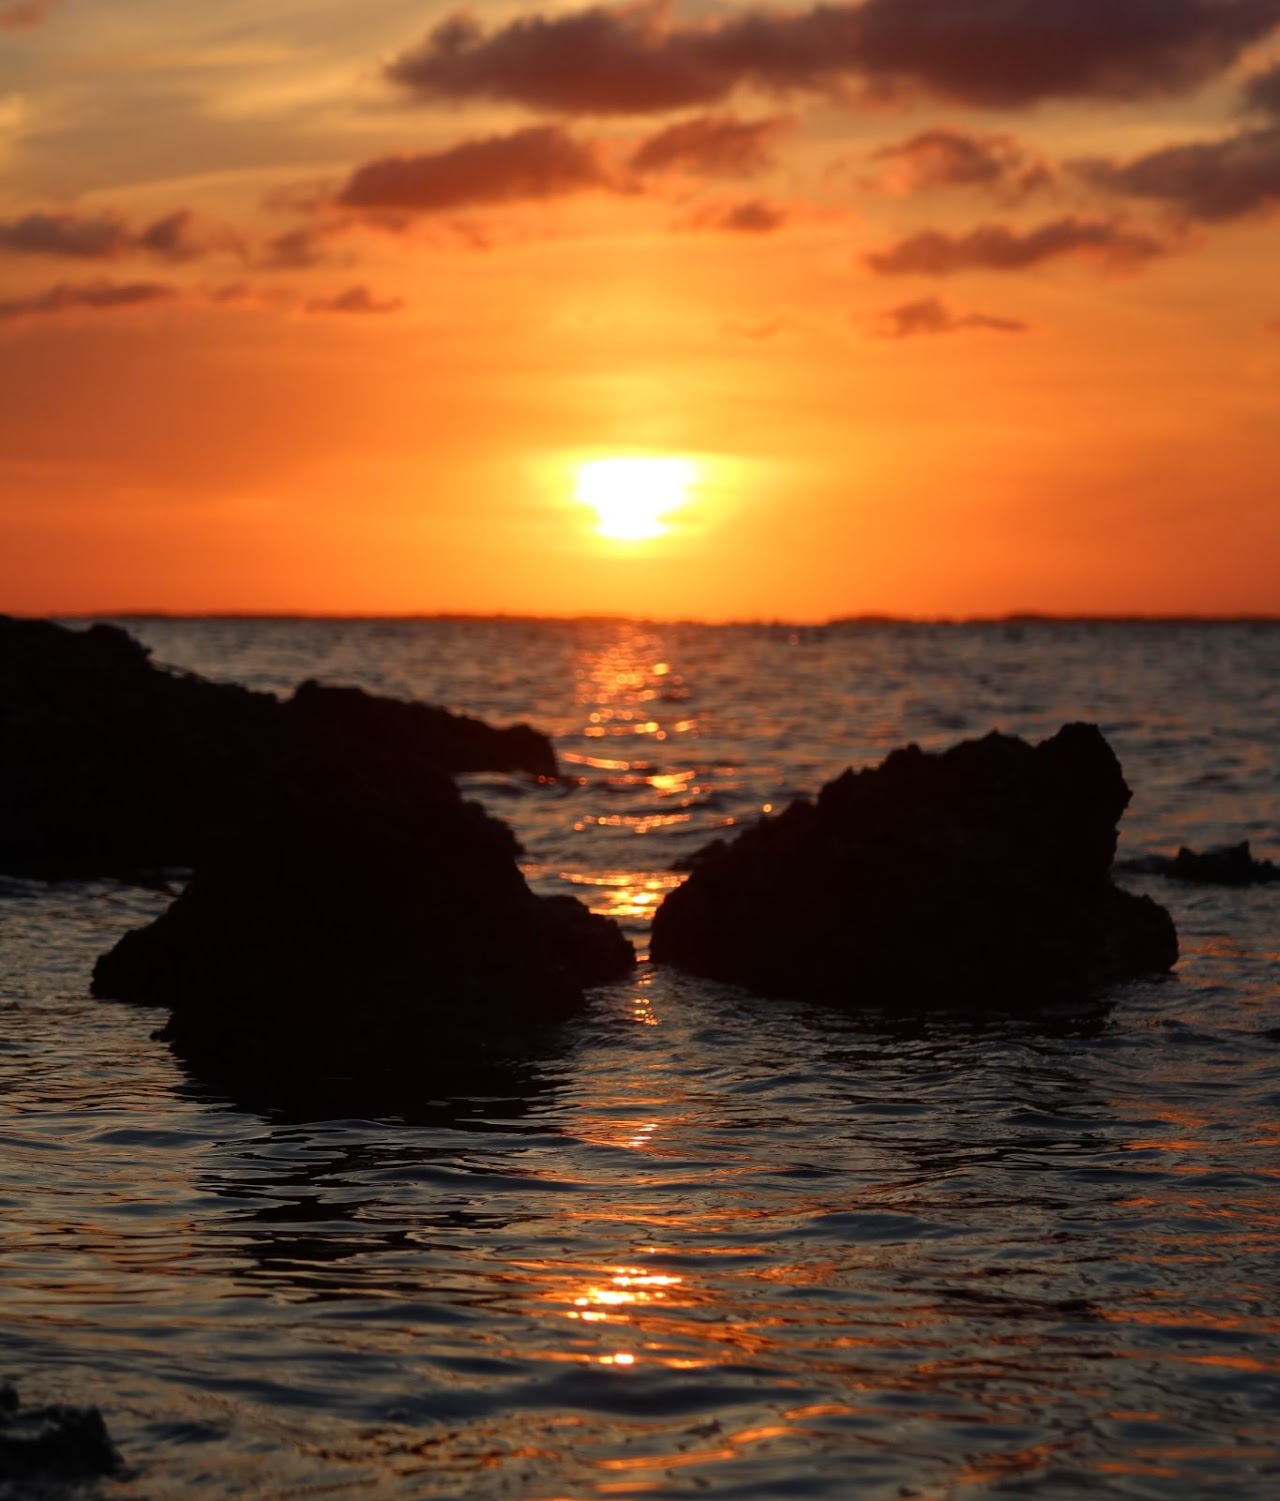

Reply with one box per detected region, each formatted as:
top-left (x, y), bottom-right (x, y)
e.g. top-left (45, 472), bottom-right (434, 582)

top-left (26, 610), bottom-right (1280, 629)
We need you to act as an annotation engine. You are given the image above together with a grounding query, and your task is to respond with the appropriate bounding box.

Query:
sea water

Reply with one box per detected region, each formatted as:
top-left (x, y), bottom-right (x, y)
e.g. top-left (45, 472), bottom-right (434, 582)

top-left (1, 618), bottom-right (1277, 1499)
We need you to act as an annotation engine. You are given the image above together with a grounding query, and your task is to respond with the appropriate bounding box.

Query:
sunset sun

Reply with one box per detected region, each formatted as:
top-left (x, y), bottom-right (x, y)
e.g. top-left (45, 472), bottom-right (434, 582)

top-left (575, 457), bottom-right (696, 542)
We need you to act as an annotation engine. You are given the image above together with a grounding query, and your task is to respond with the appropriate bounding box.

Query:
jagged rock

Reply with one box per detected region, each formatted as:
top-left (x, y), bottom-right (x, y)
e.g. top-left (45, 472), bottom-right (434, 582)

top-left (651, 723), bottom-right (1177, 1012)
top-left (0, 1383), bottom-right (120, 1483)
top-left (91, 763), bottom-right (634, 1088)
top-left (1119, 840), bottom-right (1279, 885)
top-left (0, 616), bottom-right (557, 881)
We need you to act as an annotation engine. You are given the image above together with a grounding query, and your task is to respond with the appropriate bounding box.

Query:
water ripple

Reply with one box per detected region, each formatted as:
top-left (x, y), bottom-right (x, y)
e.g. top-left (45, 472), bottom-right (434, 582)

top-left (2, 619), bottom-right (1278, 1498)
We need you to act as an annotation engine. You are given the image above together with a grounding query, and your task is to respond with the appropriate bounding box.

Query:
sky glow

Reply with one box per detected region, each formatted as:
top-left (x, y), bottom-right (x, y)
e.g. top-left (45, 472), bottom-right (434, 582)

top-left (0, 2), bottom-right (1278, 618)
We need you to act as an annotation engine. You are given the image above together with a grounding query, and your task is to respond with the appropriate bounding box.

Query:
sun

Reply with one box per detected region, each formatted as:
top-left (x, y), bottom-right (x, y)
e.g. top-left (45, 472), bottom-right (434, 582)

top-left (575, 456), bottom-right (696, 541)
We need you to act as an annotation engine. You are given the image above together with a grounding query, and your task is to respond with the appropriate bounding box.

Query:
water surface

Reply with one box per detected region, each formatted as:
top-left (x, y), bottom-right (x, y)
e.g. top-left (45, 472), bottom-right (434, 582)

top-left (2, 618), bottom-right (1278, 1499)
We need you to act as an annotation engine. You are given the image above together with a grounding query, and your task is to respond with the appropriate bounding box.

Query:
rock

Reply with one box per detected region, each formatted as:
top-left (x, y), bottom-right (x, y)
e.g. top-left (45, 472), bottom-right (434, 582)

top-left (91, 762), bottom-right (634, 1091)
top-left (650, 723), bottom-right (1177, 1012)
top-left (1118, 840), bottom-right (1279, 885)
top-left (0, 616), bottom-right (558, 881)
top-left (284, 679), bottom-right (558, 781)
top-left (0, 1383), bottom-right (120, 1484)
top-left (6, 616), bottom-right (626, 1099)
top-left (0, 617), bottom-right (269, 879)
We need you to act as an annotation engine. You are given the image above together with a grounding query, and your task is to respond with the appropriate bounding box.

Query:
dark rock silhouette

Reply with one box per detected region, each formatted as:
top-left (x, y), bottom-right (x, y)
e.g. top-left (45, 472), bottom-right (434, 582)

top-left (0, 1383), bottom-right (120, 1485)
top-left (1119, 840), bottom-right (1279, 885)
top-left (651, 723), bottom-right (1177, 1011)
top-left (6, 616), bottom-right (629, 1094)
top-left (285, 678), bottom-right (557, 781)
top-left (91, 763), bottom-right (634, 1087)
top-left (0, 616), bottom-right (557, 881)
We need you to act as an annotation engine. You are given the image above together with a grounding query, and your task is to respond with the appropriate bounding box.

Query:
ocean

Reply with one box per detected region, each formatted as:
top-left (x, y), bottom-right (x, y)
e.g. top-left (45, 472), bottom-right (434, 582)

top-left (2, 617), bottom-right (1278, 1499)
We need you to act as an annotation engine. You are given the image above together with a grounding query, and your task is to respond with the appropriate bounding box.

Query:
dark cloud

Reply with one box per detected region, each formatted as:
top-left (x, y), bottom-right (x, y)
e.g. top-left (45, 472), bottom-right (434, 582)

top-left (875, 294), bottom-right (1027, 337)
top-left (630, 114), bottom-right (788, 176)
top-left (207, 282), bottom-right (270, 305)
top-left (866, 216), bottom-right (1169, 274)
top-left (1244, 62), bottom-right (1280, 115)
top-left (202, 283), bottom-right (300, 312)
top-left (0, 277), bottom-right (398, 326)
top-left (0, 280), bottom-right (177, 322)
top-left (337, 125), bottom-right (615, 213)
top-left (0, 210), bottom-right (131, 258)
top-left (383, 1), bottom-right (1280, 116)
top-left (306, 285), bottom-right (404, 316)
top-left (385, 7), bottom-right (727, 115)
top-left (0, 1), bottom-right (56, 31)
top-left (869, 128), bottom-right (1051, 199)
top-left (0, 207), bottom-right (239, 261)
top-left (256, 226), bottom-right (337, 269)
top-left (849, 0), bottom-right (1280, 107)
top-left (136, 210), bottom-right (241, 261)
top-left (1077, 126), bottom-right (1280, 220)
top-left (690, 198), bottom-right (787, 232)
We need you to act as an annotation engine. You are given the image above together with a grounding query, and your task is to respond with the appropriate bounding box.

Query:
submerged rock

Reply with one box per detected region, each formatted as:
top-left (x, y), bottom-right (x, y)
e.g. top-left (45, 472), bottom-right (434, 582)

top-left (651, 723), bottom-right (1177, 1012)
top-left (0, 1383), bottom-right (120, 1485)
top-left (1119, 841), bottom-right (1279, 886)
top-left (91, 763), bottom-right (634, 1087)
top-left (0, 616), bottom-right (557, 881)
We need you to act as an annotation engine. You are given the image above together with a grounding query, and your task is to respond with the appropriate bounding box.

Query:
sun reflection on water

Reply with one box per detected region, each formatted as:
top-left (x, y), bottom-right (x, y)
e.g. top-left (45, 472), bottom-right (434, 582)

top-left (555, 870), bottom-right (679, 922)
top-left (525, 1258), bottom-right (711, 1373)
top-left (571, 629), bottom-right (695, 759)
top-left (569, 1267), bottom-right (685, 1319)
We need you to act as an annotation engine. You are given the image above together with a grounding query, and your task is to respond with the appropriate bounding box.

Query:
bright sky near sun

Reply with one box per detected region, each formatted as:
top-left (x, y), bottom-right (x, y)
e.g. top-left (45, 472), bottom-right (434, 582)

top-left (1, 0), bottom-right (1278, 619)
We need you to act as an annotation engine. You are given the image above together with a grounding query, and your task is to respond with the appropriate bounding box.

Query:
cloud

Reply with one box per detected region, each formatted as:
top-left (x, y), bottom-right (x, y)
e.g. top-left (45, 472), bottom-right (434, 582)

top-left (206, 282), bottom-right (290, 307)
top-left (875, 295), bottom-right (1027, 337)
top-left (0, 277), bottom-right (406, 327)
top-left (135, 210), bottom-right (241, 261)
top-left (630, 113), bottom-right (789, 176)
top-left (0, 1), bottom-right (56, 31)
top-left (726, 312), bottom-right (792, 340)
top-left (386, 5), bottom-right (727, 116)
top-left (0, 279), bottom-right (178, 322)
top-left (847, 0), bottom-right (1280, 108)
top-left (336, 125), bottom-right (615, 213)
top-left (866, 216), bottom-right (1169, 274)
top-left (1244, 62), bottom-right (1280, 115)
top-left (869, 128), bottom-right (1051, 199)
top-left (690, 197), bottom-right (788, 232)
top-left (255, 225), bottom-right (339, 269)
top-left (0, 207), bottom-right (240, 261)
top-left (1077, 125), bottom-right (1280, 220)
top-left (0, 210), bottom-right (130, 258)
top-left (383, 1), bottom-right (1280, 116)
top-left (305, 285), bottom-right (404, 316)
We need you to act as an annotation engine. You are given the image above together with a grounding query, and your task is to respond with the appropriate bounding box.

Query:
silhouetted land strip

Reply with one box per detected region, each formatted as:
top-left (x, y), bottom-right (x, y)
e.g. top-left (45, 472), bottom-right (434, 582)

top-left (43, 611), bottom-right (1280, 626)
top-left (1118, 841), bottom-right (1279, 885)
top-left (652, 724), bottom-right (1177, 1013)
top-left (0, 615), bottom-right (556, 881)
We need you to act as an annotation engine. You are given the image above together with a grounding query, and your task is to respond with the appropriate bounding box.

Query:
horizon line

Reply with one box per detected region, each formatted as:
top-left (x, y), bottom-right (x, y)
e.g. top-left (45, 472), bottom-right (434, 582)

top-left (22, 609), bottom-right (1280, 628)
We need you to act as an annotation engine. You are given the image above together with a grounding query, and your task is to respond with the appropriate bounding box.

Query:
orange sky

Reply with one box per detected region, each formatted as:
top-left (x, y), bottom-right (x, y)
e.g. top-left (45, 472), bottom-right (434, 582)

top-left (1, 0), bottom-right (1278, 620)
